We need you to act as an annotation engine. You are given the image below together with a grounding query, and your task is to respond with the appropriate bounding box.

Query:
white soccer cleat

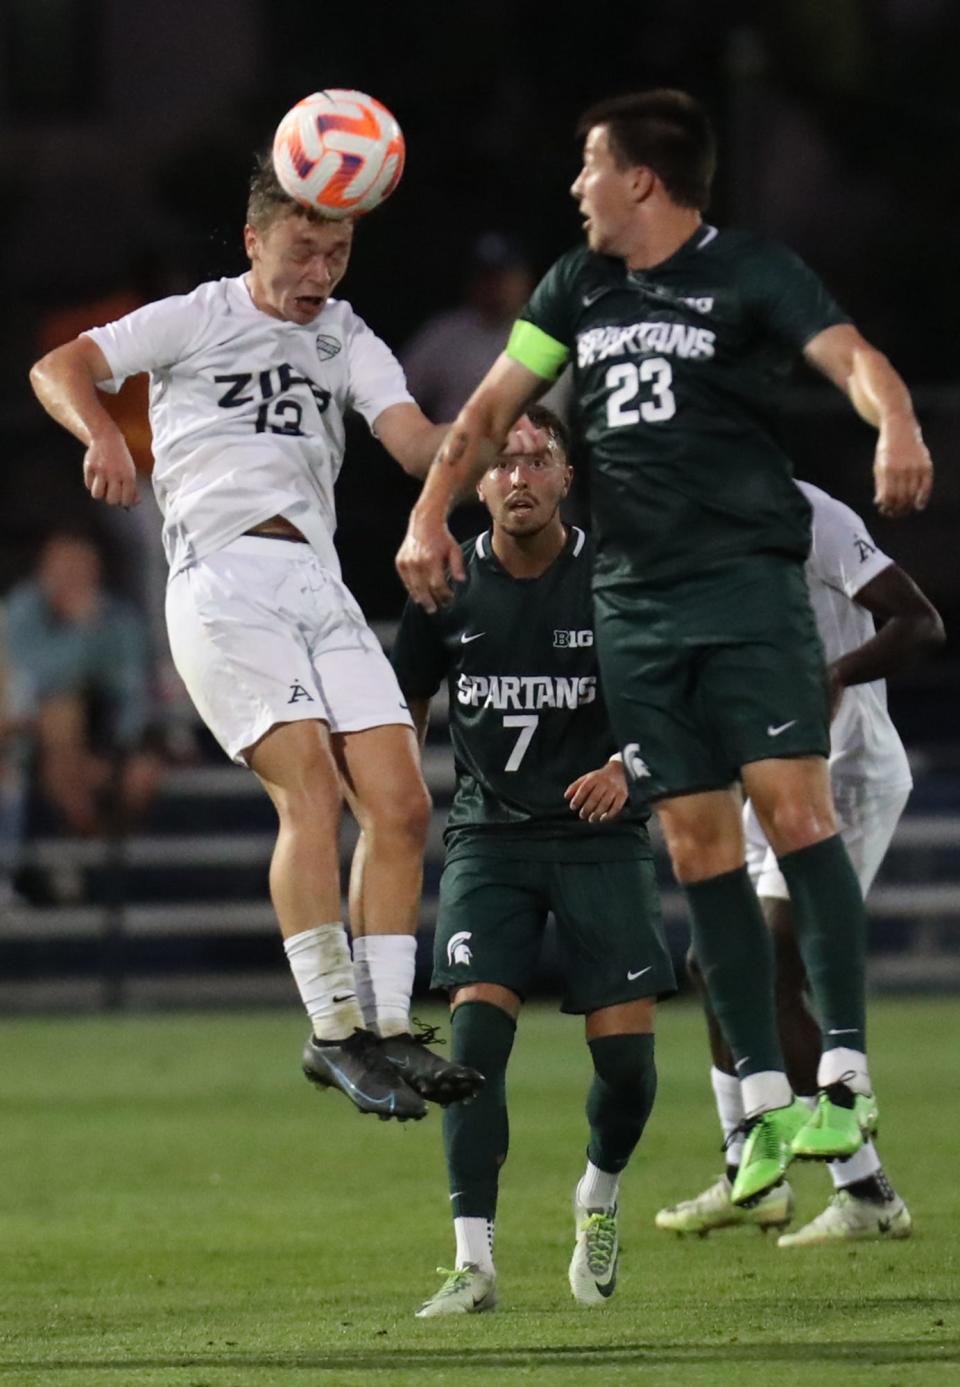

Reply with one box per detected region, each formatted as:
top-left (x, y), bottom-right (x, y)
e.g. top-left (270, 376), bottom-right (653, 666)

top-left (655, 1175), bottom-right (794, 1237)
top-left (414, 1264), bottom-right (497, 1318)
top-left (568, 1201), bottom-right (619, 1306)
top-left (777, 1190), bottom-right (912, 1248)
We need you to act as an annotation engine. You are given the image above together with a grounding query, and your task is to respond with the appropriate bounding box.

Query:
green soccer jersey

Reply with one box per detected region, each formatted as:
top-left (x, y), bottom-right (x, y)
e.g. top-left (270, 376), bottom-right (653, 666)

top-left (507, 226), bottom-right (849, 590)
top-left (391, 526), bottom-right (649, 858)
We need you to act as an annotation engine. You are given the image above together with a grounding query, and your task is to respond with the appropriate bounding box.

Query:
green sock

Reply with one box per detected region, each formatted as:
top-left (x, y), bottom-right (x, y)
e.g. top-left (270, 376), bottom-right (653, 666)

top-left (586, 1033), bottom-right (657, 1174)
top-left (443, 1001), bottom-right (516, 1219)
top-left (777, 835), bottom-right (867, 1052)
top-left (683, 866), bottom-right (784, 1076)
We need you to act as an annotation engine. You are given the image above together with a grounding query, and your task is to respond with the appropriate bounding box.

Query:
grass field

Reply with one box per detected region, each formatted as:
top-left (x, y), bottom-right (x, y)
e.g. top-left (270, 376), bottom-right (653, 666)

top-left (1, 997), bottom-right (957, 1386)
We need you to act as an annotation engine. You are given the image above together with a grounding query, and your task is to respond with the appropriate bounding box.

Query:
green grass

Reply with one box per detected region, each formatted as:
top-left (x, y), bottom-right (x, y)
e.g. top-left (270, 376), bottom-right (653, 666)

top-left (1, 998), bottom-right (957, 1386)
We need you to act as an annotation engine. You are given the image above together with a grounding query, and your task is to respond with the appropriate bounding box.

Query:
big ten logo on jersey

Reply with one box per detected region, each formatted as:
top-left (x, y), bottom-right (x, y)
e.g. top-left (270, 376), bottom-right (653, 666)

top-left (214, 364), bottom-right (332, 436)
top-left (553, 628), bottom-right (594, 648)
top-left (680, 296), bottom-right (714, 314)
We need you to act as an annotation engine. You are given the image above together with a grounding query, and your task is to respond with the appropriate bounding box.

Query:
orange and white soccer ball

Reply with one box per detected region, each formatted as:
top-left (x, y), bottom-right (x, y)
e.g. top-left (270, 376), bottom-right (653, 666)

top-left (272, 89), bottom-right (405, 219)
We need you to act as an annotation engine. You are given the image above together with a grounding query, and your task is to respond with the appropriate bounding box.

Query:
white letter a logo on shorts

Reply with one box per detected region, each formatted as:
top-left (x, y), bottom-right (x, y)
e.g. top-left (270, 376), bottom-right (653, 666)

top-left (288, 681), bottom-right (314, 703)
top-left (447, 931), bottom-right (473, 966)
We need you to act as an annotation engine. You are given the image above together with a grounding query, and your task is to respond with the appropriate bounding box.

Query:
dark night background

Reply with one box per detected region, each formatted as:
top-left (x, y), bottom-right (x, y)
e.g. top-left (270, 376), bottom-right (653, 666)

top-left (1, 0), bottom-right (957, 743)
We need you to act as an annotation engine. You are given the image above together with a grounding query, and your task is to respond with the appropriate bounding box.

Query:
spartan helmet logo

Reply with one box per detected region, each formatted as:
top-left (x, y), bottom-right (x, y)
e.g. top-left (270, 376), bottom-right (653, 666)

top-left (622, 742), bottom-right (652, 782)
top-left (447, 931), bottom-right (473, 967)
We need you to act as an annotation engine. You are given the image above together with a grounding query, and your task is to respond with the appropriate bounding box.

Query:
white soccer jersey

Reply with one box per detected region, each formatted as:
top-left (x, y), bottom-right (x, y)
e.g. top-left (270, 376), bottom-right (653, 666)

top-left (85, 276), bottom-right (414, 578)
top-left (799, 480), bottom-right (912, 791)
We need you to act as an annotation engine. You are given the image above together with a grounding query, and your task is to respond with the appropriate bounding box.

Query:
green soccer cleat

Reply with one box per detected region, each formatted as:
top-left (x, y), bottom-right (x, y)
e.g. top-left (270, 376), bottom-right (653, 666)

top-left (777, 1190), bottom-right (912, 1248)
top-left (655, 1175), bottom-right (794, 1237)
top-left (568, 1201), bottom-right (619, 1306)
top-left (415, 1265), bottom-right (497, 1318)
top-left (790, 1083), bottom-right (876, 1161)
top-left (731, 1099), bottom-right (809, 1205)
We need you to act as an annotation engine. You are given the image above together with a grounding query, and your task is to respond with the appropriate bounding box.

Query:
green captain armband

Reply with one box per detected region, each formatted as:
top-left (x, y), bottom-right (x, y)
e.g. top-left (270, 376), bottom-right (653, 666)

top-left (506, 320), bottom-right (569, 382)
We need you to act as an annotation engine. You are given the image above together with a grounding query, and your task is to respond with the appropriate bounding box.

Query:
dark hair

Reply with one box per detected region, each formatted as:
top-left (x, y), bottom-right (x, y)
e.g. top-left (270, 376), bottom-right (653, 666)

top-left (525, 403), bottom-right (570, 458)
top-left (576, 89), bottom-right (716, 211)
top-left (246, 153), bottom-right (339, 232)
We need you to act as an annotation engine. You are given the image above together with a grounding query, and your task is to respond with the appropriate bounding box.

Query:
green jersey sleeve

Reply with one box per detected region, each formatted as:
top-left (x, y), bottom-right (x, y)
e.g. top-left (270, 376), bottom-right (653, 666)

top-left (745, 238), bottom-right (850, 350)
top-left (507, 250), bottom-right (584, 381)
top-left (391, 597), bottom-right (448, 699)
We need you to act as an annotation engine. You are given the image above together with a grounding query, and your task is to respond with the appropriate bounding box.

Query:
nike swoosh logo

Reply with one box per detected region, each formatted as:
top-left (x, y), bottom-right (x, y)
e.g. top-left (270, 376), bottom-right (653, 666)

top-left (460, 632), bottom-right (485, 644)
top-left (581, 286), bottom-right (609, 307)
top-left (734, 1056), bottom-right (751, 1071)
top-left (626, 966), bottom-right (652, 981)
top-left (826, 1028), bottom-right (860, 1036)
top-left (332, 993), bottom-right (356, 1003)
top-left (767, 720), bottom-right (797, 737)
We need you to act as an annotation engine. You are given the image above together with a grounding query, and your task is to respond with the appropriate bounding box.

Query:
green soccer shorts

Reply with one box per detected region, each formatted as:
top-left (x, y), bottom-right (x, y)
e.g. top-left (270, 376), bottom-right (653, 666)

top-left (432, 845), bottom-right (676, 1014)
top-left (594, 554), bottom-right (830, 802)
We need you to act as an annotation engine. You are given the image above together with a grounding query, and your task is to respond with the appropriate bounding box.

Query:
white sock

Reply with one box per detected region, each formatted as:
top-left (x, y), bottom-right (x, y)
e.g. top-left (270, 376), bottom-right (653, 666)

top-left (283, 923), bottom-right (364, 1041)
top-left (351, 934), bottom-right (416, 1037)
top-left (453, 1216), bottom-right (495, 1274)
top-left (818, 1046), bottom-right (872, 1094)
top-left (740, 1070), bottom-right (792, 1118)
top-left (796, 1093), bottom-right (817, 1111)
top-left (710, 1066), bottom-right (746, 1167)
top-left (576, 1160), bottom-right (619, 1211)
top-left (829, 1138), bottom-right (882, 1189)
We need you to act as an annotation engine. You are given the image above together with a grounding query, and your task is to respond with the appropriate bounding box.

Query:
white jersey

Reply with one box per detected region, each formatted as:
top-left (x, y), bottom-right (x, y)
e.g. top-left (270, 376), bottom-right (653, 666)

top-left (799, 480), bottom-right (912, 791)
top-left (85, 275), bottom-right (413, 579)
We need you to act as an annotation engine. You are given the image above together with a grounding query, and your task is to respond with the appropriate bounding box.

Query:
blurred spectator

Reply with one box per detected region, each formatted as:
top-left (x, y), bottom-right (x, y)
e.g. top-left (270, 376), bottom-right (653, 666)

top-left (0, 606), bottom-right (30, 904)
top-left (401, 232), bottom-right (536, 420)
top-left (5, 535), bottom-right (164, 896)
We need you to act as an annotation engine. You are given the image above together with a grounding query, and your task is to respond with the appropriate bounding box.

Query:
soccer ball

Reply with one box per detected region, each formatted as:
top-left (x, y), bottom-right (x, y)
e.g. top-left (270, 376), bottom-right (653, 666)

top-left (272, 89), bottom-right (405, 219)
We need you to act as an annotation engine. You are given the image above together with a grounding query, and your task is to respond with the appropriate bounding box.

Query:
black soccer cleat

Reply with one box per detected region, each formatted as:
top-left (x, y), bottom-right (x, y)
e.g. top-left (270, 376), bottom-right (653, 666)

top-left (302, 1028), bottom-right (427, 1121)
top-left (378, 1022), bottom-right (485, 1107)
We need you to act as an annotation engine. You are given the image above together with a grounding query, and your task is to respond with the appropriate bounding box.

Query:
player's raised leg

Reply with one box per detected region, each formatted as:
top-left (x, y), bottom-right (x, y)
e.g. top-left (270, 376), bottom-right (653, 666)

top-left (744, 756), bottom-right (875, 1158)
top-left (339, 724), bottom-right (483, 1106)
top-left (655, 946), bottom-right (796, 1237)
top-left (415, 983), bottom-right (516, 1317)
top-left (765, 870), bottom-right (910, 1247)
top-left (569, 1000), bottom-right (658, 1305)
top-left (250, 718), bottom-right (426, 1121)
top-left (656, 786), bottom-right (806, 1203)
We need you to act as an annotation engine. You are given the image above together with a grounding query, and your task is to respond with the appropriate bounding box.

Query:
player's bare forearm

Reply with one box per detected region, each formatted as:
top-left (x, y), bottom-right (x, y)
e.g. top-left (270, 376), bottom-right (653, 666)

top-left (30, 338), bottom-right (119, 448)
top-left (830, 564), bottom-right (945, 704)
top-left (396, 354), bottom-right (546, 609)
top-left (805, 324), bottom-right (933, 517)
top-left (31, 337), bottom-right (140, 508)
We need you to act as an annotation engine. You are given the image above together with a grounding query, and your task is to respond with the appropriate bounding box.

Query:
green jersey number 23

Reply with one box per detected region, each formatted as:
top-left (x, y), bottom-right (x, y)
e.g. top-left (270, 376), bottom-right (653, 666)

top-left (605, 357), bottom-right (676, 426)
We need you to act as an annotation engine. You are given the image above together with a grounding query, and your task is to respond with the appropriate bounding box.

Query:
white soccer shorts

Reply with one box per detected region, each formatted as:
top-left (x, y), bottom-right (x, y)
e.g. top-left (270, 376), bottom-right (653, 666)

top-left (166, 536), bottom-right (413, 764)
top-left (743, 781), bottom-right (911, 902)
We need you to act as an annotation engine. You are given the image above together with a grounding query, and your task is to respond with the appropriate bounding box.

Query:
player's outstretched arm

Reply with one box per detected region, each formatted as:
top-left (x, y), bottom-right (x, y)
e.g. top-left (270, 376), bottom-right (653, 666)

top-left (374, 403), bottom-right (449, 480)
top-left (396, 355), bottom-right (545, 612)
top-left (564, 757), bottom-right (629, 824)
top-left (827, 563), bottom-right (945, 715)
top-left (803, 323), bottom-right (933, 518)
top-left (29, 336), bottom-right (139, 508)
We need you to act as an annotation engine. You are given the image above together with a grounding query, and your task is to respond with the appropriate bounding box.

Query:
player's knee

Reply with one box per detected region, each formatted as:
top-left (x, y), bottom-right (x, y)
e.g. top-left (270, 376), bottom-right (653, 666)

top-left (664, 834), bottom-right (740, 882)
top-left (369, 779), bottom-right (431, 847)
top-left (761, 801), bottom-right (837, 855)
top-left (588, 1031), bottom-right (656, 1091)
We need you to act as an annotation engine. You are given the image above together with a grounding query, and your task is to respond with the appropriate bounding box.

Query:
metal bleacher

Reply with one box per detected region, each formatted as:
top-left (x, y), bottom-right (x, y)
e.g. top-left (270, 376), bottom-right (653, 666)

top-left (3, 697), bottom-right (960, 1011)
